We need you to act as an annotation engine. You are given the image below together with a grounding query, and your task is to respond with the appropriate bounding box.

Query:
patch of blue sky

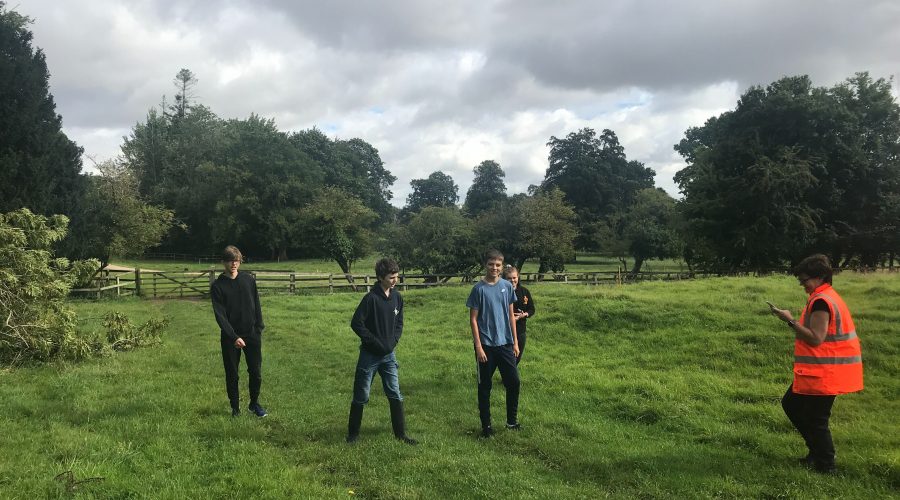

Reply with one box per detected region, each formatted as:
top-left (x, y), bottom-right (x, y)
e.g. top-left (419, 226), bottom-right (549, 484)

top-left (369, 106), bottom-right (385, 115)
top-left (322, 123), bottom-right (340, 133)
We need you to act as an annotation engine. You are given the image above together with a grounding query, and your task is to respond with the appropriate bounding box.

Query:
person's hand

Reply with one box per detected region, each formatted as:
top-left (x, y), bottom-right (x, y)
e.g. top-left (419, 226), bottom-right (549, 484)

top-left (513, 343), bottom-right (520, 358)
top-left (514, 312), bottom-right (525, 320)
top-left (234, 337), bottom-right (246, 348)
top-left (770, 307), bottom-right (794, 323)
top-left (475, 346), bottom-right (487, 363)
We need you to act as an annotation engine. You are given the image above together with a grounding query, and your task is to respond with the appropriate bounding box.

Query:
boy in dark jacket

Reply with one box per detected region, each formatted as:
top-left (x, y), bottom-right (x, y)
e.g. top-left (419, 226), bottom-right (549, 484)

top-left (211, 245), bottom-right (267, 418)
top-left (346, 258), bottom-right (416, 444)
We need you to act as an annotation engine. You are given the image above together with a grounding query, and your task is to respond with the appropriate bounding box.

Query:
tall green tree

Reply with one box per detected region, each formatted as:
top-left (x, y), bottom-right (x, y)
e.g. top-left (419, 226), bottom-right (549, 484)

top-left (387, 206), bottom-right (478, 280)
top-left (463, 160), bottom-right (507, 217)
top-left (300, 186), bottom-right (376, 275)
top-left (541, 128), bottom-right (655, 249)
top-left (616, 188), bottom-right (682, 275)
top-left (215, 115), bottom-right (323, 260)
top-left (122, 100), bottom-right (226, 254)
top-left (0, 4), bottom-right (83, 216)
top-left (290, 129), bottom-right (397, 224)
top-left (519, 189), bottom-right (577, 273)
top-left (475, 190), bottom-right (577, 272)
top-left (675, 73), bottom-right (900, 269)
top-left (62, 159), bottom-right (175, 267)
top-left (172, 68), bottom-right (197, 119)
top-left (401, 171), bottom-right (459, 219)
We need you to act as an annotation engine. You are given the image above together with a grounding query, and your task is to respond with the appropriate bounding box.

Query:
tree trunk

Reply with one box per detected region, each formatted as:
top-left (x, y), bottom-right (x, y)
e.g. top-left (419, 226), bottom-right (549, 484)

top-left (630, 257), bottom-right (644, 277)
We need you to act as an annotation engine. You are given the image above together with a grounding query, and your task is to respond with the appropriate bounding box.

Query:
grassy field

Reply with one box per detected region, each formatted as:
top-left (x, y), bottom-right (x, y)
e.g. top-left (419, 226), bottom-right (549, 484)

top-left (1, 273), bottom-right (897, 498)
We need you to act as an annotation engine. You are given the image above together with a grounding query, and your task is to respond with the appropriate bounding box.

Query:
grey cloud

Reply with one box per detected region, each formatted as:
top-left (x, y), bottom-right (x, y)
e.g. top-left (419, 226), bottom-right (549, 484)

top-left (488, 0), bottom-right (900, 92)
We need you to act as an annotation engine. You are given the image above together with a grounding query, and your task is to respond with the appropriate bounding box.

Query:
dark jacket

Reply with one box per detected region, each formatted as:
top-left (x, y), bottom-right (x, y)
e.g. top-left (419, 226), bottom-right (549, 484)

top-left (351, 286), bottom-right (403, 355)
top-left (513, 285), bottom-right (535, 335)
top-left (211, 271), bottom-right (264, 342)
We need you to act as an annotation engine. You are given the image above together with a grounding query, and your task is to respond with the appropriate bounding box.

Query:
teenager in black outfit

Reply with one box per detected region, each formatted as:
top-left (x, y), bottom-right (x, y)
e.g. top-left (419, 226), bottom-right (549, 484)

top-left (346, 258), bottom-right (416, 444)
top-left (503, 266), bottom-right (534, 364)
top-left (211, 245), bottom-right (267, 417)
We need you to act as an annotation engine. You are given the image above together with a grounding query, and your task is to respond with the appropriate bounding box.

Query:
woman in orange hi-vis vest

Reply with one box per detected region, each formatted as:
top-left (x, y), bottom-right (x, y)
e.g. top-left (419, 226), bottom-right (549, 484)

top-left (769, 254), bottom-right (863, 474)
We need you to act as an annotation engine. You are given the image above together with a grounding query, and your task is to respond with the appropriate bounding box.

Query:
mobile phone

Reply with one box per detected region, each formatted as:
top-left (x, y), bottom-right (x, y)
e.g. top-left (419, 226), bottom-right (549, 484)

top-left (765, 300), bottom-right (778, 310)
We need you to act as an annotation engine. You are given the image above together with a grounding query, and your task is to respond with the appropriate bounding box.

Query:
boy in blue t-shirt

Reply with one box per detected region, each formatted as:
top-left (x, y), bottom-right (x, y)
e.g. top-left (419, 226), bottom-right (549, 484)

top-left (466, 249), bottom-right (520, 438)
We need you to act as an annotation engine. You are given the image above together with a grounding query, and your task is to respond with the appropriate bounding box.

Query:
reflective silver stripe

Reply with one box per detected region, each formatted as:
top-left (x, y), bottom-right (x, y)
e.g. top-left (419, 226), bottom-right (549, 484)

top-left (795, 355), bottom-right (862, 365)
top-left (803, 294), bottom-right (843, 335)
top-left (823, 331), bottom-right (857, 342)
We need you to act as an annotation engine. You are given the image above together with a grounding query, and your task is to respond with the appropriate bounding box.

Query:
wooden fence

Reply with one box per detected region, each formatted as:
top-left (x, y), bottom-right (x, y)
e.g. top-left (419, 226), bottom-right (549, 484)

top-left (69, 268), bottom-right (770, 299)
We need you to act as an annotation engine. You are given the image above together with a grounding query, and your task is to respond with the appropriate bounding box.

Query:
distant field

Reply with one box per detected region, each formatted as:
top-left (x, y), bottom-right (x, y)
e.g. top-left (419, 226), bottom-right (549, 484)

top-left (112, 253), bottom-right (687, 274)
top-left (1, 273), bottom-right (897, 497)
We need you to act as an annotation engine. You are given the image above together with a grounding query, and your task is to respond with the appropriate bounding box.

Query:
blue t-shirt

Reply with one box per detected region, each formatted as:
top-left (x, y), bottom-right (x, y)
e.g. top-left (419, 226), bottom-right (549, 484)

top-left (466, 278), bottom-right (516, 347)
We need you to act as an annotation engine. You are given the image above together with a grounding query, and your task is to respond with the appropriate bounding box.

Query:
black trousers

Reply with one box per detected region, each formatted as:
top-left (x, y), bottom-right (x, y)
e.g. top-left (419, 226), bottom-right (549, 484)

top-left (477, 344), bottom-right (520, 428)
top-left (516, 331), bottom-right (527, 364)
top-left (221, 337), bottom-right (262, 409)
top-left (781, 384), bottom-right (836, 468)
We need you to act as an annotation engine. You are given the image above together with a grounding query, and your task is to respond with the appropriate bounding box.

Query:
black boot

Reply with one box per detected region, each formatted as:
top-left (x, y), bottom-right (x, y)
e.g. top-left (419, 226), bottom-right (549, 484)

top-left (347, 402), bottom-right (364, 443)
top-left (389, 399), bottom-right (417, 445)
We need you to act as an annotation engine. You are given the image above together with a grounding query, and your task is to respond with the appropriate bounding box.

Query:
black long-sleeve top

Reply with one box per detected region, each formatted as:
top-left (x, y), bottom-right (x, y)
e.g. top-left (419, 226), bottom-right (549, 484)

top-left (513, 285), bottom-right (535, 335)
top-left (211, 271), bottom-right (264, 342)
top-left (351, 286), bottom-right (403, 355)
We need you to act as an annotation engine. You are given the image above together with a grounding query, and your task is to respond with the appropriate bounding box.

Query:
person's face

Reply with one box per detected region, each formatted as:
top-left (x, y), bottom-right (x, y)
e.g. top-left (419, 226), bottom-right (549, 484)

top-left (797, 274), bottom-right (823, 294)
top-left (485, 258), bottom-right (503, 279)
top-left (378, 272), bottom-right (399, 290)
top-left (507, 271), bottom-right (519, 288)
top-left (223, 259), bottom-right (240, 276)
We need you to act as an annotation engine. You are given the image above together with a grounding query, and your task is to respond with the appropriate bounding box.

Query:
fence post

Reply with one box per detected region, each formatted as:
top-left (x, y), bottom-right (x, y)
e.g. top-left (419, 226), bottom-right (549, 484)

top-left (135, 269), bottom-right (142, 297)
top-left (290, 273), bottom-right (296, 294)
top-left (208, 269), bottom-right (215, 289)
top-left (329, 274), bottom-right (334, 294)
top-left (364, 275), bottom-right (370, 292)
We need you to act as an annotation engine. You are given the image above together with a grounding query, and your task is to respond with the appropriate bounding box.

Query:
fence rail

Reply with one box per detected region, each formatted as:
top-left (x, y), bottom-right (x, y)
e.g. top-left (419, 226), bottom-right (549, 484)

top-left (70, 267), bottom-right (810, 300)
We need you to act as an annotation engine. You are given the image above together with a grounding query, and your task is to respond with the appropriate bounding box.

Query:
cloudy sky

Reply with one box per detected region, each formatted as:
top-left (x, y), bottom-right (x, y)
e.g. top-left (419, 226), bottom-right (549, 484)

top-left (17, 0), bottom-right (900, 205)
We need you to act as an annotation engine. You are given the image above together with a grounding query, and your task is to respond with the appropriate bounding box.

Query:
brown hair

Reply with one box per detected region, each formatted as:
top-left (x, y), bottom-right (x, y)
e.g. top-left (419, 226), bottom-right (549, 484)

top-left (503, 265), bottom-right (519, 278)
top-left (222, 245), bottom-right (243, 262)
top-left (793, 254), bottom-right (833, 285)
top-left (375, 257), bottom-right (400, 279)
top-left (483, 248), bottom-right (504, 265)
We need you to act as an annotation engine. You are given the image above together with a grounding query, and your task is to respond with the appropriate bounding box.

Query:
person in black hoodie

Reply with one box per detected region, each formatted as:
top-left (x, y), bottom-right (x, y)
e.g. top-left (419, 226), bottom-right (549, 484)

top-left (211, 245), bottom-right (267, 418)
top-left (503, 266), bottom-right (534, 364)
top-left (346, 258), bottom-right (416, 444)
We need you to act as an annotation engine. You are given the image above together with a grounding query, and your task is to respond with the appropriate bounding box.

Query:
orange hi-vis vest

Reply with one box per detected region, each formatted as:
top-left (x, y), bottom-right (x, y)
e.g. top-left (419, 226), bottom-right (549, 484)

top-left (793, 283), bottom-right (863, 395)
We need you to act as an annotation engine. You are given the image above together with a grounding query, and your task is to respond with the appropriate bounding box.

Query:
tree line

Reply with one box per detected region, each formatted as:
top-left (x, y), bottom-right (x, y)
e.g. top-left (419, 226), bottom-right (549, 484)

top-left (3, 3), bottom-right (899, 279)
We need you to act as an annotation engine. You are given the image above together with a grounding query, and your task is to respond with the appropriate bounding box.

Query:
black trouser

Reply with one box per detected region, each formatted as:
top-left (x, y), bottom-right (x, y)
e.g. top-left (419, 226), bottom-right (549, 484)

top-left (221, 337), bottom-right (262, 409)
top-left (516, 331), bottom-right (526, 364)
top-left (477, 344), bottom-right (520, 428)
top-left (781, 384), bottom-right (836, 468)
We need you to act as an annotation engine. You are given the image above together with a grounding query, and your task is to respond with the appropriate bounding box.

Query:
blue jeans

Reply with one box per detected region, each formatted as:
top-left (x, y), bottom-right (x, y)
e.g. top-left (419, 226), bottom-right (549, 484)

top-left (352, 348), bottom-right (402, 405)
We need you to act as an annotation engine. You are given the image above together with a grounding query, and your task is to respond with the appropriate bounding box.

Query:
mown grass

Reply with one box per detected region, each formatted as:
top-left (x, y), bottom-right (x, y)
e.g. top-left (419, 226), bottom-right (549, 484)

top-left (1, 273), bottom-right (897, 498)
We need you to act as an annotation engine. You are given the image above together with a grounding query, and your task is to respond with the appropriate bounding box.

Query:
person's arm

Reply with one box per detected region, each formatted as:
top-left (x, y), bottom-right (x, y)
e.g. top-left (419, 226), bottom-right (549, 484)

top-left (470, 308), bottom-right (487, 363)
top-left (211, 284), bottom-right (241, 346)
top-left (395, 294), bottom-right (404, 343)
top-left (509, 302), bottom-right (520, 358)
top-left (253, 276), bottom-right (264, 333)
top-left (771, 302), bottom-right (829, 346)
top-left (790, 310), bottom-right (829, 346)
top-left (351, 295), bottom-right (386, 353)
